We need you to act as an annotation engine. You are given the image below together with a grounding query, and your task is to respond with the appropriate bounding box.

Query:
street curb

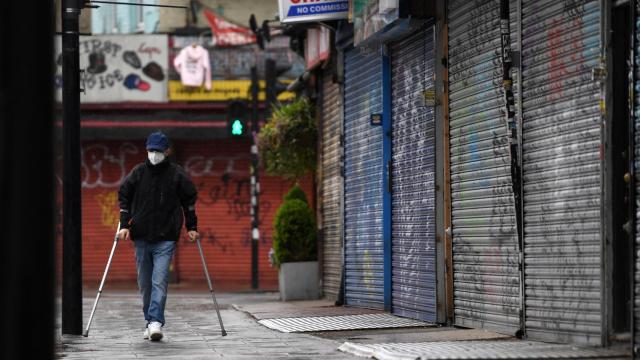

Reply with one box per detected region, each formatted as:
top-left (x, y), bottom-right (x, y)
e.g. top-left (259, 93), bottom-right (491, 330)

top-left (231, 303), bottom-right (259, 320)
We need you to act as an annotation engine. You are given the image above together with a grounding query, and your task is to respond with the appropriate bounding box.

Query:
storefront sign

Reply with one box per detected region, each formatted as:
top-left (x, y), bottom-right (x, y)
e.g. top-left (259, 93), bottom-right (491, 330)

top-left (279, 0), bottom-right (349, 24)
top-left (352, 0), bottom-right (399, 46)
top-left (54, 35), bottom-right (169, 103)
top-left (168, 80), bottom-right (295, 102)
top-left (305, 27), bottom-right (331, 69)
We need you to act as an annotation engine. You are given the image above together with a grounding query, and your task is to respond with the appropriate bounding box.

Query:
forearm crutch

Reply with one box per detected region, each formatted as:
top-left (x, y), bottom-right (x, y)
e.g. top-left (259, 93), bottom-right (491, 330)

top-left (83, 223), bottom-right (121, 337)
top-left (195, 236), bottom-right (227, 336)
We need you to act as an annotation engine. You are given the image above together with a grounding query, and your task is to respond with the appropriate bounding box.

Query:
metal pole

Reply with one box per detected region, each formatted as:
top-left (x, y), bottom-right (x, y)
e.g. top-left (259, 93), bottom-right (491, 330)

top-left (84, 224), bottom-right (121, 337)
top-left (629, 0), bottom-right (637, 355)
top-left (195, 237), bottom-right (227, 336)
top-left (61, 0), bottom-right (83, 336)
top-left (0, 0), bottom-right (55, 356)
top-left (250, 66), bottom-right (260, 290)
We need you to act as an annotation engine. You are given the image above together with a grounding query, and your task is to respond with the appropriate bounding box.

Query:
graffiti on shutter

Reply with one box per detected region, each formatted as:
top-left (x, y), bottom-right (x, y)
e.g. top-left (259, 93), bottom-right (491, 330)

top-left (344, 47), bottom-right (385, 309)
top-left (447, 0), bottom-right (521, 334)
top-left (390, 26), bottom-right (437, 322)
top-left (521, 0), bottom-right (603, 345)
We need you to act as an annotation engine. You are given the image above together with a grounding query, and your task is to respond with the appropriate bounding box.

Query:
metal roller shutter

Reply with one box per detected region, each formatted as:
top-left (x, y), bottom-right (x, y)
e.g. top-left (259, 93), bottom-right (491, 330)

top-left (70, 138), bottom-right (314, 290)
top-left (321, 71), bottom-right (344, 301)
top-left (521, 0), bottom-right (603, 345)
top-left (344, 47), bottom-right (384, 309)
top-left (447, 0), bottom-right (521, 334)
top-left (79, 140), bottom-right (145, 284)
top-left (390, 27), bottom-right (437, 322)
top-left (172, 140), bottom-right (314, 290)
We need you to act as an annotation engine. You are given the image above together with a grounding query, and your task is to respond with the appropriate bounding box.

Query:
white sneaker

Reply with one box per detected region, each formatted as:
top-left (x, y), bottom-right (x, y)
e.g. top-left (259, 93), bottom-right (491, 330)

top-left (143, 326), bottom-right (150, 340)
top-left (148, 321), bottom-right (163, 341)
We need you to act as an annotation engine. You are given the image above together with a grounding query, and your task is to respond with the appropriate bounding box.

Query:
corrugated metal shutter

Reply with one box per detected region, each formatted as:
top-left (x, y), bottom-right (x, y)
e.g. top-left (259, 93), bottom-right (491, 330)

top-left (521, 0), bottom-right (603, 345)
top-left (447, 0), bottom-right (521, 334)
top-left (173, 140), bottom-right (314, 290)
top-left (67, 139), bottom-right (313, 290)
top-left (390, 27), bottom-right (437, 322)
top-left (321, 71), bottom-right (344, 301)
top-left (79, 140), bottom-right (146, 283)
top-left (344, 47), bottom-right (384, 309)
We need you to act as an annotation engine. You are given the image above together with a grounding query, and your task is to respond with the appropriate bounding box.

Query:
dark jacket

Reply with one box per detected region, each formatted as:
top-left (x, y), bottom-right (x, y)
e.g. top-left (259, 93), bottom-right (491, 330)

top-left (118, 158), bottom-right (198, 242)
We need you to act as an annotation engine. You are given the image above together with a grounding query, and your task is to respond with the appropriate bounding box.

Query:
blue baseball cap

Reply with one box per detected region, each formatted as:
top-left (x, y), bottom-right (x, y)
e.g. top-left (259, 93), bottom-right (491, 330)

top-left (146, 131), bottom-right (169, 152)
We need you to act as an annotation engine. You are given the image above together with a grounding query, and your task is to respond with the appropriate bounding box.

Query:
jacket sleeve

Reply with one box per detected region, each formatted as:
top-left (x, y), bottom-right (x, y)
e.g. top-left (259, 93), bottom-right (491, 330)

top-left (118, 164), bottom-right (142, 229)
top-left (176, 166), bottom-right (198, 231)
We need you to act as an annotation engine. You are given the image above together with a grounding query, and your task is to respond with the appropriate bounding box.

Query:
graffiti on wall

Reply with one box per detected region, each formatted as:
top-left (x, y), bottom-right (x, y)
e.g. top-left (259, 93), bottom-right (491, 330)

top-left (95, 191), bottom-right (119, 228)
top-left (56, 142), bottom-right (278, 255)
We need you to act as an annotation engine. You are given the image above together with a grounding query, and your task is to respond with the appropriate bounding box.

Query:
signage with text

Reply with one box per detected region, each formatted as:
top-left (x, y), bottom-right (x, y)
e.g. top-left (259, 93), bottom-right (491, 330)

top-left (168, 80), bottom-right (295, 102)
top-left (54, 35), bottom-right (169, 103)
top-left (279, 0), bottom-right (349, 23)
top-left (352, 0), bottom-right (399, 46)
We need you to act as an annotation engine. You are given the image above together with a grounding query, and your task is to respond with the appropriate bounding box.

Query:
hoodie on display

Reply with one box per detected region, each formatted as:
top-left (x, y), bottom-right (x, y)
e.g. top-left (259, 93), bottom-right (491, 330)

top-left (173, 44), bottom-right (212, 90)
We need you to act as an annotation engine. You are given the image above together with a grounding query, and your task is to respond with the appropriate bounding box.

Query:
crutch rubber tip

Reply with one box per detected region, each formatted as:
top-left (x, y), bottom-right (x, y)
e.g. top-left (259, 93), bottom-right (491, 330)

top-left (221, 330), bottom-right (227, 337)
top-left (82, 331), bottom-right (89, 337)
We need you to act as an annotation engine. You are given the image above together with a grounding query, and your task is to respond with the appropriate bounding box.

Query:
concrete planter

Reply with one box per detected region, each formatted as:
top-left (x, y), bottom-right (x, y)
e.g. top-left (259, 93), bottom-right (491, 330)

top-left (278, 261), bottom-right (319, 301)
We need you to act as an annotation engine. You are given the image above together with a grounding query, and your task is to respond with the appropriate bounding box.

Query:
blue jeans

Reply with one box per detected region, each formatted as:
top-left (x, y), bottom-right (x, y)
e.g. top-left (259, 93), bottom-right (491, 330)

top-left (134, 240), bottom-right (176, 326)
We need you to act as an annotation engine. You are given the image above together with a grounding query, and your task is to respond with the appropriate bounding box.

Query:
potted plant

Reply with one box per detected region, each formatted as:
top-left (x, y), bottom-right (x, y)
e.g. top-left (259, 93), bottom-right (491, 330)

top-left (272, 185), bottom-right (318, 301)
top-left (257, 96), bottom-right (317, 180)
top-left (258, 96), bottom-right (319, 301)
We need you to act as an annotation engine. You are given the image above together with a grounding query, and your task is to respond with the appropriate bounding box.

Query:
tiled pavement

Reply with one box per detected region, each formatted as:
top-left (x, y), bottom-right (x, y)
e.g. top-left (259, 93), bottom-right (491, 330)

top-left (56, 290), bottom-right (632, 360)
top-left (56, 291), bottom-right (359, 359)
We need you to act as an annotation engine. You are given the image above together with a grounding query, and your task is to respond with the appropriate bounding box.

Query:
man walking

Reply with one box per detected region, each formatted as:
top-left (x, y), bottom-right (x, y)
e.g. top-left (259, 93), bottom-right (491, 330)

top-left (118, 131), bottom-right (199, 341)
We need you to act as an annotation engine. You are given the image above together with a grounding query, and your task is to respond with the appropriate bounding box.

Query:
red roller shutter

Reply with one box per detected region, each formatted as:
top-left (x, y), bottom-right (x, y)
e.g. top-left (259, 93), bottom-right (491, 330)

top-left (56, 138), bottom-right (313, 291)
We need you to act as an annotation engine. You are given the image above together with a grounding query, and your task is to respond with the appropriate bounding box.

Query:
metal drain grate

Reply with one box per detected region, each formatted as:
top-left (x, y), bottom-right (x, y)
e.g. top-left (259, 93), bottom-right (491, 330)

top-left (338, 340), bottom-right (630, 360)
top-left (258, 313), bottom-right (431, 333)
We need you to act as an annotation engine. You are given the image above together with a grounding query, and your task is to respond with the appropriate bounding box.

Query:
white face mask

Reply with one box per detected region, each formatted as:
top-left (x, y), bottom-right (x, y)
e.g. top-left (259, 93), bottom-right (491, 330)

top-left (148, 151), bottom-right (166, 165)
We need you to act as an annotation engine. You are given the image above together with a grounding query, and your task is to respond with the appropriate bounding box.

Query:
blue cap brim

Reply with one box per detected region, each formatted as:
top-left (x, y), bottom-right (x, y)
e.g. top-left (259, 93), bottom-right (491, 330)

top-left (146, 146), bottom-right (165, 152)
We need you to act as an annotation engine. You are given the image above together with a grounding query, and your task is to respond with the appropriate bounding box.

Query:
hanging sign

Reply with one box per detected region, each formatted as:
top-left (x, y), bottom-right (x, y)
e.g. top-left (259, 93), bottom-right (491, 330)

top-left (352, 0), bottom-right (399, 46)
top-left (168, 80), bottom-right (295, 102)
top-left (305, 27), bottom-right (331, 69)
top-left (279, 0), bottom-right (349, 24)
top-left (54, 35), bottom-right (169, 103)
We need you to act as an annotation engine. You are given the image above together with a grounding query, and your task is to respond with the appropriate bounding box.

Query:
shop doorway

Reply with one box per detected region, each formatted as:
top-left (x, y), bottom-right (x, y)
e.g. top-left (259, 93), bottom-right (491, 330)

top-left (610, 0), bottom-right (632, 337)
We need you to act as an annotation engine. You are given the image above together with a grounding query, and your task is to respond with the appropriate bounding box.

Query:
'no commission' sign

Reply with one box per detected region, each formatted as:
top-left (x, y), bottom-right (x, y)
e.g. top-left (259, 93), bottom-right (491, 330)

top-left (279, 0), bottom-right (349, 23)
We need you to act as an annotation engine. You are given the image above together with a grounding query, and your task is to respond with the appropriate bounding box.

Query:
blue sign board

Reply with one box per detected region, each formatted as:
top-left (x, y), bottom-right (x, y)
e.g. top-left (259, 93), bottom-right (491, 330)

top-left (279, 0), bottom-right (349, 24)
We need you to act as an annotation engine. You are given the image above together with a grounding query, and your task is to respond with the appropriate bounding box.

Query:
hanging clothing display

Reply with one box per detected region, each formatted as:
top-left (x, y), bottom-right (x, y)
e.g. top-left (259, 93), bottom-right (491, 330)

top-left (173, 44), bottom-right (212, 90)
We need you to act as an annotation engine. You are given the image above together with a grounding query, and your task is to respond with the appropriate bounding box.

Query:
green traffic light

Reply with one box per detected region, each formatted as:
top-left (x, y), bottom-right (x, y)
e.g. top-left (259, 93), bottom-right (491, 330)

top-left (231, 119), bottom-right (244, 136)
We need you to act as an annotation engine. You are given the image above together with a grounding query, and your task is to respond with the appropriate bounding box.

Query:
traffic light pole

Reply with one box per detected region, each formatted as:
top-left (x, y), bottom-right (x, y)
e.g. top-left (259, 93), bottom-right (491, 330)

top-left (248, 59), bottom-right (281, 290)
top-left (61, 0), bottom-right (83, 335)
top-left (250, 66), bottom-right (260, 290)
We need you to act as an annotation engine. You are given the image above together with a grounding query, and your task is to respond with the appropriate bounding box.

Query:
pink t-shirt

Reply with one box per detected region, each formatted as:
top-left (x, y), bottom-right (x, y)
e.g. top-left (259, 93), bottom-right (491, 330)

top-left (173, 45), bottom-right (212, 90)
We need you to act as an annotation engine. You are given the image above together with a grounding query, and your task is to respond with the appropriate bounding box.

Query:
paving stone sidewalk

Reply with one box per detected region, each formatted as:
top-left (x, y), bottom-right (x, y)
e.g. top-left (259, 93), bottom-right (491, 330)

top-left (56, 291), bottom-right (632, 360)
top-left (56, 291), bottom-right (358, 359)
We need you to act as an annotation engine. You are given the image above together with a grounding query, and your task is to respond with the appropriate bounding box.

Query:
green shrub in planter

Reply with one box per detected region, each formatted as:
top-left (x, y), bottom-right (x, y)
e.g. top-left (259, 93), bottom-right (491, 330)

top-left (283, 184), bottom-right (308, 204)
top-left (272, 190), bottom-right (317, 267)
